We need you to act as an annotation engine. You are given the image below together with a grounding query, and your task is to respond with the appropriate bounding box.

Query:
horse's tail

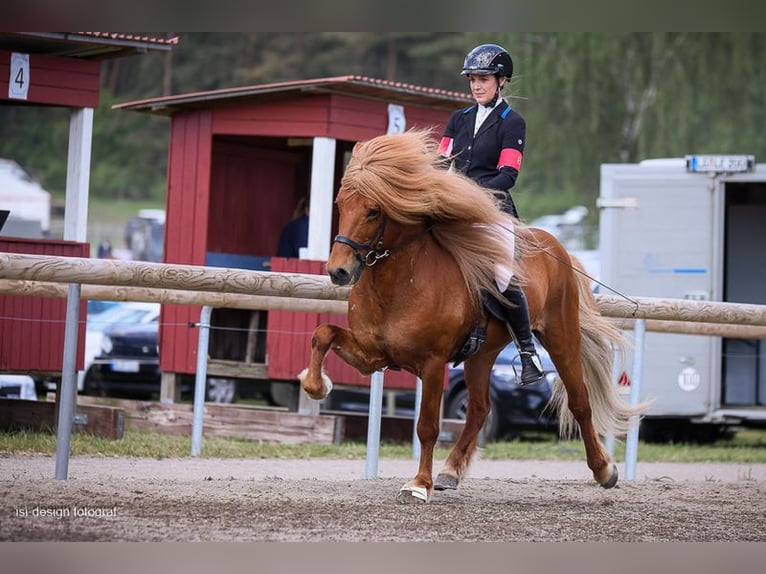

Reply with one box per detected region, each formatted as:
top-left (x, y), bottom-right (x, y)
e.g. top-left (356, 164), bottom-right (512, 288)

top-left (551, 256), bottom-right (652, 440)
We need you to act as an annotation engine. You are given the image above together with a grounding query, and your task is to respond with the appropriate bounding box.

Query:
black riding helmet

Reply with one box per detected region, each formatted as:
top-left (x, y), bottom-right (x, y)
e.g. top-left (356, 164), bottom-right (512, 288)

top-left (461, 43), bottom-right (513, 80)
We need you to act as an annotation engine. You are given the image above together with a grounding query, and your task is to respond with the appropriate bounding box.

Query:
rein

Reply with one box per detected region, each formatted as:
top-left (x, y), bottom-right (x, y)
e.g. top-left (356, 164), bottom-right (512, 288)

top-left (334, 214), bottom-right (431, 267)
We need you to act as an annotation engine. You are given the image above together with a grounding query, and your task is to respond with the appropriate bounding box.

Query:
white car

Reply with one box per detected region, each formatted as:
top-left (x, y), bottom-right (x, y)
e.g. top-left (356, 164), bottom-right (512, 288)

top-left (76, 302), bottom-right (161, 392)
top-left (0, 374), bottom-right (38, 400)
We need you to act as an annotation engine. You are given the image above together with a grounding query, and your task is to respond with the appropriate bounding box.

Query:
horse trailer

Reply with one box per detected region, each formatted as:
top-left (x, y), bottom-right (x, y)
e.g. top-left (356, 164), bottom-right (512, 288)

top-left (598, 155), bottom-right (766, 441)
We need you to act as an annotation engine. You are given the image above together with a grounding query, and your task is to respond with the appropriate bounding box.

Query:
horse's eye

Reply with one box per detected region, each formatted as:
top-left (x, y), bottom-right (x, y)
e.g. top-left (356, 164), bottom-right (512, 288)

top-left (367, 208), bottom-right (381, 221)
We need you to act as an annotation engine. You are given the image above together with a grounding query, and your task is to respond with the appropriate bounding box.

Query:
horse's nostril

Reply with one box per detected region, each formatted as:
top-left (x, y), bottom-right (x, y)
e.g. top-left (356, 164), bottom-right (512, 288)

top-left (330, 268), bottom-right (350, 286)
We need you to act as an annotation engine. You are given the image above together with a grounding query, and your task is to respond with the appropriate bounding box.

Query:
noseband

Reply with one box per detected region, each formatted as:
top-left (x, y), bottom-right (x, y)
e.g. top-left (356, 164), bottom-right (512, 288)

top-left (334, 213), bottom-right (432, 268)
top-left (334, 213), bottom-right (391, 267)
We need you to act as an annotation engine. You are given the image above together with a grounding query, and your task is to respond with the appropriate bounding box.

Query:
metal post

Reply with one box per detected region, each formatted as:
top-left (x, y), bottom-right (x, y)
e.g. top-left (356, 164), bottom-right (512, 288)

top-left (605, 345), bottom-right (621, 458)
top-left (625, 318), bottom-right (645, 480)
top-left (191, 306), bottom-right (212, 457)
top-left (55, 108), bottom-right (93, 480)
top-left (412, 377), bottom-right (422, 459)
top-left (54, 284), bottom-right (82, 480)
top-left (365, 370), bottom-right (384, 478)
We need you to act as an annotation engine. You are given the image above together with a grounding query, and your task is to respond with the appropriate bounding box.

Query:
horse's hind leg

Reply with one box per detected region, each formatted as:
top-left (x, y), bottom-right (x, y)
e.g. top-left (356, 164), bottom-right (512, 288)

top-left (434, 353), bottom-right (494, 491)
top-left (542, 327), bottom-right (618, 488)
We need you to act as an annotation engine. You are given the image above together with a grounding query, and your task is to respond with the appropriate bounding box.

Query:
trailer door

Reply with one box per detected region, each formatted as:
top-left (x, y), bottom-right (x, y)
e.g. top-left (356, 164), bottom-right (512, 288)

top-left (599, 162), bottom-right (717, 417)
top-left (722, 176), bottom-right (766, 408)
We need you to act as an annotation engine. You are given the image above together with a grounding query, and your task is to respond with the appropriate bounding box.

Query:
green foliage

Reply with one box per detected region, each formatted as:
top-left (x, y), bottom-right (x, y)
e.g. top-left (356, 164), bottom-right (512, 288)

top-left (89, 91), bottom-right (170, 201)
top-left (3, 33), bottom-right (766, 229)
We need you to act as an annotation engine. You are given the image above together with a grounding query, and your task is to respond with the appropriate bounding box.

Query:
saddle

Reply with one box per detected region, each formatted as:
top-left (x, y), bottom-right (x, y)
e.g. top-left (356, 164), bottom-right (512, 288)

top-left (450, 291), bottom-right (506, 366)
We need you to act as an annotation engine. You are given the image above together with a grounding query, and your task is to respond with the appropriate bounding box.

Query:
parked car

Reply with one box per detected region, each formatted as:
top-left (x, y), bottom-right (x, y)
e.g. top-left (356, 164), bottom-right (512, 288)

top-left (78, 301), bottom-right (161, 392)
top-left (83, 317), bottom-right (236, 403)
top-left (444, 340), bottom-right (558, 440)
top-left (34, 301), bottom-right (162, 396)
top-left (0, 374), bottom-right (38, 400)
top-left (321, 340), bottom-right (558, 441)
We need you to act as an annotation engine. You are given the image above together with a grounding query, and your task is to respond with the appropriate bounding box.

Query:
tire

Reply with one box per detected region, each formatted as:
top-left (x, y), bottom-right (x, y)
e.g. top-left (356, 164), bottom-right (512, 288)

top-left (444, 386), bottom-right (499, 441)
top-left (82, 368), bottom-right (105, 397)
top-left (641, 419), bottom-right (735, 444)
top-left (206, 377), bottom-right (236, 404)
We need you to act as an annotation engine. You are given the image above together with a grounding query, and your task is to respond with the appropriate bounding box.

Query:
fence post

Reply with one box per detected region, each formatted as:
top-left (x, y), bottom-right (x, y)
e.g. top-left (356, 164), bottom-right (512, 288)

top-left (605, 345), bottom-right (621, 458)
top-left (625, 318), bottom-right (646, 480)
top-left (412, 377), bottom-right (422, 459)
top-left (54, 284), bottom-right (82, 480)
top-left (365, 370), bottom-right (385, 478)
top-left (191, 306), bottom-right (212, 457)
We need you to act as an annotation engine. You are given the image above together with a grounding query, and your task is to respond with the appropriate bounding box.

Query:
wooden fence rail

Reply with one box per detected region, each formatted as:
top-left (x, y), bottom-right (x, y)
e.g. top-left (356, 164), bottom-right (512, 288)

top-left (0, 279), bottom-right (348, 314)
top-left (0, 252), bottom-right (350, 301)
top-left (2, 252), bottom-right (766, 327)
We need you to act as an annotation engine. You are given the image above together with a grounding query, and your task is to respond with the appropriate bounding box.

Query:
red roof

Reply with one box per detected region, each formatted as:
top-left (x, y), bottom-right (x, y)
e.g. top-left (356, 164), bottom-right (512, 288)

top-left (114, 75), bottom-right (473, 115)
top-left (0, 32), bottom-right (178, 60)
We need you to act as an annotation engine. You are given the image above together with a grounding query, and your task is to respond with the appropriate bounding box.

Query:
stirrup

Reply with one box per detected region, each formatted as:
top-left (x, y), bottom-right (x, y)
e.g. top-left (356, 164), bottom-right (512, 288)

top-left (518, 351), bottom-right (544, 386)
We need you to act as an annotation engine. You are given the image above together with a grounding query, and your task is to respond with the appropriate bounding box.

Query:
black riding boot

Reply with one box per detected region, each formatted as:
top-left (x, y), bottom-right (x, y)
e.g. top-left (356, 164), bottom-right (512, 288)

top-left (500, 285), bottom-right (545, 386)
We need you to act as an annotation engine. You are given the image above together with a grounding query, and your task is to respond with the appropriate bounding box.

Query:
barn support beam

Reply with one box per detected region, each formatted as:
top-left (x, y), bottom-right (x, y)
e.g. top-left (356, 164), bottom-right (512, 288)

top-left (307, 136), bottom-right (336, 261)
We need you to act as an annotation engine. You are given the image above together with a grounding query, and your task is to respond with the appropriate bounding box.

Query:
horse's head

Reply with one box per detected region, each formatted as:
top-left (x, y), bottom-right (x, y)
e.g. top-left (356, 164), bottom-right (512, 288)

top-left (327, 188), bottom-right (388, 286)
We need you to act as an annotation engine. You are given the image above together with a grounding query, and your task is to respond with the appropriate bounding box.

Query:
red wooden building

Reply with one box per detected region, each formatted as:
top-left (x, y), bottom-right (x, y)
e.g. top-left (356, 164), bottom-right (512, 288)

top-left (116, 76), bottom-right (471, 398)
top-left (0, 33), bottom-right (176, 377)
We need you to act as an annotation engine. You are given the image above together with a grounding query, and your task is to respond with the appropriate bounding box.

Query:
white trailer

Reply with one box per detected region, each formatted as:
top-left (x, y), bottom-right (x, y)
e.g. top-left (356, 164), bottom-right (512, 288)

top-left (598, 155), bottom-right (766, 441)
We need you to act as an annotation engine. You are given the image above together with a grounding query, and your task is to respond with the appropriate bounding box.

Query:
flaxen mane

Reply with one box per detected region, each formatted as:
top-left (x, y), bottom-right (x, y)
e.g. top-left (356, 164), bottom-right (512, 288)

top-left (341, 129), bottom-right (531, 308)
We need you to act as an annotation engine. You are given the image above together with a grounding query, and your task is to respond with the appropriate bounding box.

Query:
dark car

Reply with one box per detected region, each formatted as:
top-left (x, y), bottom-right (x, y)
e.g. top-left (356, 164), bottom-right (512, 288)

top-left (83, 318), bottom-right (246, 404)
top-left (323, 340), bottom-right (558, 441)
top-left (443, 341), bottom-right (558, 440)
top-left (83, 318), bottom-right (175, 399)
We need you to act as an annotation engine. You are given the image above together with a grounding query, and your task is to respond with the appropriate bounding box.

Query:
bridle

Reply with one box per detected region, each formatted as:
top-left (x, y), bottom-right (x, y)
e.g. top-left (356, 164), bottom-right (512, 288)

top-left (333, 213), bottom-right (431, 268)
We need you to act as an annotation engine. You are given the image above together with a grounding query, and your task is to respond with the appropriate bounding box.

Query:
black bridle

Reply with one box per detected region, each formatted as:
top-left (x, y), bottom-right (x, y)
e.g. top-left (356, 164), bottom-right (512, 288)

top-left (333, 213), bottom-right (431, 267)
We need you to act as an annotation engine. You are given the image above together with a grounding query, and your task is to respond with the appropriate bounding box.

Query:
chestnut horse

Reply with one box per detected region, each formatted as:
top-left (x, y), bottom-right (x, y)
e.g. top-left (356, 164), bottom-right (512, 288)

top-left (299, 130), bottom-right (647, 503)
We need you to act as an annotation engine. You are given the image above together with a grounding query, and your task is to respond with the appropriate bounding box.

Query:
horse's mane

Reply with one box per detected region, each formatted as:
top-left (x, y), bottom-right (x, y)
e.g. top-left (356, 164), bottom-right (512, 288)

top-left (341, 129), bottom-right (530, 308)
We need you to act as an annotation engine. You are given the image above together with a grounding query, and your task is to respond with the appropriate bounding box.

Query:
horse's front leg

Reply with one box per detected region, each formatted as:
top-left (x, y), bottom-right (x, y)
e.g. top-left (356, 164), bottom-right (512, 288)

top-left (397, 360), bottom-right (446, 504)
top-left (298, 323), bottom-right (386, 400)
top-left (434, 352), bottom-right (495, 491)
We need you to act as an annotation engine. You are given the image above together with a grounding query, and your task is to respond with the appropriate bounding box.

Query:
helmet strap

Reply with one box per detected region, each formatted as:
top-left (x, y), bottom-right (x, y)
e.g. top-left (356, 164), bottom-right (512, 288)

top-left (484, 76), bottom-right (504, 108)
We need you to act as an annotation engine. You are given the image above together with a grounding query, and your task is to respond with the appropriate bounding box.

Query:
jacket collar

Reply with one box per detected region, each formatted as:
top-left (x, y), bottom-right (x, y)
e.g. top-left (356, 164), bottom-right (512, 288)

top-left (472, 99), bottom-right (509, 138)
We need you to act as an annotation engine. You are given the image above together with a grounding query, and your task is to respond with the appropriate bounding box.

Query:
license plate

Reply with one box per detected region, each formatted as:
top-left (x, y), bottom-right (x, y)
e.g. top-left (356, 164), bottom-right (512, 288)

top-left (686, 154), bottom-right (753, 173)
top-left (111, 360), bottom-right (140, 373)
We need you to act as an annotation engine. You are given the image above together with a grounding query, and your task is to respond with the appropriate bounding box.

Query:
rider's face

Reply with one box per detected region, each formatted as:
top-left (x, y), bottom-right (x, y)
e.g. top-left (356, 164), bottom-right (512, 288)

top-left (468, 74), bottom-right (502, 106)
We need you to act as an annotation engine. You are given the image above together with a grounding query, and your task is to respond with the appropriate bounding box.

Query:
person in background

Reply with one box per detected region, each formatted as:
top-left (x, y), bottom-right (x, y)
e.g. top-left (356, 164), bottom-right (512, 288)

top-left (277, 197), bottom-right (309, 258)
top-left (439, 43), bottom-right (543, 386)
top-left (97, 238), bottom-right (113, 259)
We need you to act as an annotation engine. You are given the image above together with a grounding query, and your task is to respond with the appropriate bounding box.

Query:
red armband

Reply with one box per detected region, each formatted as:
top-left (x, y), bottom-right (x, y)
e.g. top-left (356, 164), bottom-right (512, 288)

top-left (498, 148), bottom-right (523, 170)
top-left (438, 137), bottom-right (454, 157)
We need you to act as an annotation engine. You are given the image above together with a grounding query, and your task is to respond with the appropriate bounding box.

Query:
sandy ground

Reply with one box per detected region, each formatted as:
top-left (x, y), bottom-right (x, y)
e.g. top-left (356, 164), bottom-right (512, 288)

top-left (2, 454), bottom-right (765, 542)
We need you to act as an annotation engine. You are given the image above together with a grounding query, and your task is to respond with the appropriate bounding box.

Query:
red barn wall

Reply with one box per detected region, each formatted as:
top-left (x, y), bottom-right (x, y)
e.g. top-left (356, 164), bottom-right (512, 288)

top-left (160, 111), bottom-right (213, 375)
top-left (212, 94), bottom-right (332, 137)
top-left (326, 94), bottom-right (452, 142)
top-left (207, 140), bottom-right (308, 257)
top-left (0, 238), bottom-right (89, 373)
top-left (0, 50), bottom-right (100, 108)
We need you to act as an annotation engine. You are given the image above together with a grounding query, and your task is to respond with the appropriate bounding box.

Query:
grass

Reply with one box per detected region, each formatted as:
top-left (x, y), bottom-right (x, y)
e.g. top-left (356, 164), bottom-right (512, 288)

top-left (2, 428), bottom-right (766, 464)
top-left (49, 192), bottom-right (164, 252)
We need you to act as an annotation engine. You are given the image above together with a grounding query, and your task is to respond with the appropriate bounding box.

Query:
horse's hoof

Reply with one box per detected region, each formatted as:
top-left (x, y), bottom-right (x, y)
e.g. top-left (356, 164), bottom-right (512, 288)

top-left (296, 368), bottom-right (333, 400)
top-left (600, 464), bottom-right (619, 489)
top-left (434, 473), bottom-right (458, 491)
top-left (397, 485), bottom-right (429, 504)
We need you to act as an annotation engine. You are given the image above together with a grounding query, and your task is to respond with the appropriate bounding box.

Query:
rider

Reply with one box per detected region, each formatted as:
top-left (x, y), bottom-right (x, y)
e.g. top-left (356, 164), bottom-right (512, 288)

top-left (438, 43), bottom-right (544, 386)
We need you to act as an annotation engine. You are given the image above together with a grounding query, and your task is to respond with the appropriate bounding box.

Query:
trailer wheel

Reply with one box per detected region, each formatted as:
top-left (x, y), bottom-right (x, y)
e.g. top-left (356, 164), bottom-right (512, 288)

top-left (640, 419), bottom-right (736, 444)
